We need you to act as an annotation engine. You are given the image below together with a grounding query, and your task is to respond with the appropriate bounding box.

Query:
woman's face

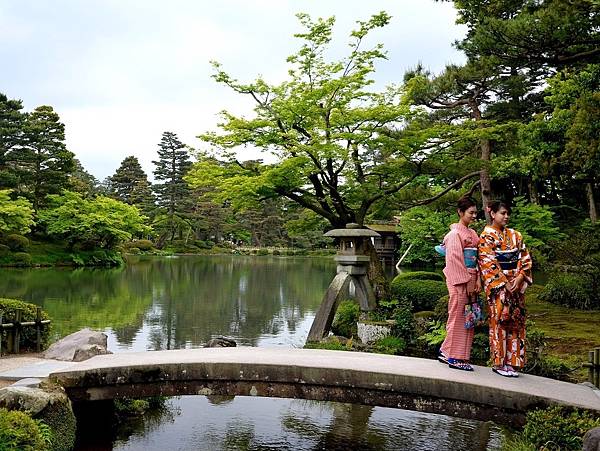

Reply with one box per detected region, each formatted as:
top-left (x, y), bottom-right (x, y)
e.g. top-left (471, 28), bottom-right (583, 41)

top-left (459, 206), bottom-right (478, 225)
top-left (491, 207), bottom-right (510, 227)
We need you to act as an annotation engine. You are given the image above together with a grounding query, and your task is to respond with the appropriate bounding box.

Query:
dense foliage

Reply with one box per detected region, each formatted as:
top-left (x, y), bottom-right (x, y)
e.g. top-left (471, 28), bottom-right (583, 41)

top-left (0, 408), bottom-right (51, 451)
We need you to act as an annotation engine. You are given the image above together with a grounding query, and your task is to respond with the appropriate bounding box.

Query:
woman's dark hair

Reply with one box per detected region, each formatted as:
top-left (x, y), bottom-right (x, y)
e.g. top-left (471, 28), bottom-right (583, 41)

top-left (457, 196), bottom-right (477, 212)
top-left (487, 200), bottom-right (512, 214)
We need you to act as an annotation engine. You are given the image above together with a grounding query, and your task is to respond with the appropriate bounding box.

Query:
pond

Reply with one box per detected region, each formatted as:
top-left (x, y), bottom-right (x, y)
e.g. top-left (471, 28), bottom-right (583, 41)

top-left (0, 255), bottom-right (505, 450)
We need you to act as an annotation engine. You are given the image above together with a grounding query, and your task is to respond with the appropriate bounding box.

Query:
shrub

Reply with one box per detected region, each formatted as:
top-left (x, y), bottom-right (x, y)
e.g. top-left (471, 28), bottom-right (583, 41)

top-left (0, 298), bottom-right (51, 352)
top-left (372, 336), bottom-right (406, 355)
top-left (194, 240), bottom-right (211, 249)
top-left (391, 278), bottom-right (448, 312)
top-left (540, 271), bottom-right (599, 309)
top-left (205, 240), bottom-right (215, 248)
top-left (523, 324), bottom-right (573, 380)
top-left (132, 239), bottom-right (154, 251)
top-left (418, 320), bottom-right (447, 348)
top-left (256, 248), bottom-right (269, 256)
top-left (434, 295), bottom-right (449, 322)
top-left (127, 247), bottom-right (141, 255)
top-left (393, 271), bottom-right (443, 282)
top-left (4, 234), bottom-right (29, 252)
top-left (272, 249), bottom-right (281, 256)
top-left (0, 408), bottom-right (50, 451)
top-left (391, 299), bottom-right (414, 341)
top-left (332, 300), bottom-right (360, 338)
top-left (521, 406), bottom-right (600, 451)
top-left (470, 332), bottom-right (490, 365)
top-left (0, 244), bottom-right (10, 255)
top-left (11, 252), bottom-right (32, 267)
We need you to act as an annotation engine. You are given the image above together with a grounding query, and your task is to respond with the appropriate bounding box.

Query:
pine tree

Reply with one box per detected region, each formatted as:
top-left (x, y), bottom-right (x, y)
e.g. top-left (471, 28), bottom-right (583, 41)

top-left (152, 132), bottom-right (193, 242)
top-left (69, 159), bottom-right (101, 198)
top-left (109, 156), bottom-right (155, 216)
top-left (18, 106), bottom-right (75, 211)
top-left (0, 93), bottom-right (25, 189)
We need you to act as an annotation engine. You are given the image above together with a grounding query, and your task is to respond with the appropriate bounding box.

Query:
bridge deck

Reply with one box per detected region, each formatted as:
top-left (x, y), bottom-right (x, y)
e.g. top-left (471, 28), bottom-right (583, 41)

top-left (50, 347), bottom-right (600, 426)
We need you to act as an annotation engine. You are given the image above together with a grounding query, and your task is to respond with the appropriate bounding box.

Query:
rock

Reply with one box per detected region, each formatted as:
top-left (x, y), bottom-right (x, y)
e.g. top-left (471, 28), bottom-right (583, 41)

top-left (357, 320), bottom-right (393, 345)
top-left (43, 328), bottom-right (111, 361)
top-left (204, 337), bottom-right (237, 348)
top-left (0, 385), bottom-right (76, 451)
top-left (584, 427), bottom-right (600, 451)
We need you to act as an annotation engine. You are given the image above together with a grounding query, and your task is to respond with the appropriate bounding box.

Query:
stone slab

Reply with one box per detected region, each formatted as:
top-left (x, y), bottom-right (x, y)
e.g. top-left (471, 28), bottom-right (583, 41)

top-left (0, 359), bottom-right (79, 380)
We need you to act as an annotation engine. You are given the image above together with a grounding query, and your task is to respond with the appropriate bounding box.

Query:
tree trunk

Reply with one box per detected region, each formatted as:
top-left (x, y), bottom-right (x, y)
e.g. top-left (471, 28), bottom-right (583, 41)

top-left (365, 239), bottom-right (389, 303)
top-left (528, 178), bottom-right (540, 205)
top-left (479, 139), bottom-right (493, 223)
top-left (586, 181), bottom-right (598, 223)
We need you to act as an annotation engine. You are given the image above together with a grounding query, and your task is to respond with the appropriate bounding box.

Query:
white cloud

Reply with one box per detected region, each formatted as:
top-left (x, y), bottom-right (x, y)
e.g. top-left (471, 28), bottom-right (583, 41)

top-left (2, 0), bottom-right (466, 180)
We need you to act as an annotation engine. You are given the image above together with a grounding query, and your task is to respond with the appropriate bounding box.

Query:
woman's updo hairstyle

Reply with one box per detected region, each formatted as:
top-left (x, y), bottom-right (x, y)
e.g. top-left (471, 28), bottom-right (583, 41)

top-left (457, 196), bottom-right (477, 212)
top-left (487, 200), bottom-right (512, 214)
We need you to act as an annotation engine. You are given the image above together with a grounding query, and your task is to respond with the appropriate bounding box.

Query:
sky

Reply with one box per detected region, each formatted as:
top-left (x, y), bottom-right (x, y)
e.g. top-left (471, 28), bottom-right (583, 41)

top-left (0, 1), bottom-right (466, 181)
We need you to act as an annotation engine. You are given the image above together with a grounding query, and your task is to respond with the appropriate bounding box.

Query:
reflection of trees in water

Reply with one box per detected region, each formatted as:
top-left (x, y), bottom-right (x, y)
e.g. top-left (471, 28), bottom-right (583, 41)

top-left (0, 256), bottom-right (335, 348)
top-left (144, 256), bottom-right (334, 349)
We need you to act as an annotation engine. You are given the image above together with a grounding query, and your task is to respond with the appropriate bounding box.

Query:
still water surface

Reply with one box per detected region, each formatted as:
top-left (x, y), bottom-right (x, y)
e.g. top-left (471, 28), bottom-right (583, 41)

top-left (0, 255), bottom-right (504, 450)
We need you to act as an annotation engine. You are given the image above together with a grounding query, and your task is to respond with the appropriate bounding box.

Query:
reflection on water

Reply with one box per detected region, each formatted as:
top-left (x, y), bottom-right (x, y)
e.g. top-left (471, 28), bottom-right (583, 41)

top-left (0, 255), bottom-right (335, 349)
top-left (107, 397), bottom-right (502, 451)
top-left (0, 256), bottom-right (506, 450)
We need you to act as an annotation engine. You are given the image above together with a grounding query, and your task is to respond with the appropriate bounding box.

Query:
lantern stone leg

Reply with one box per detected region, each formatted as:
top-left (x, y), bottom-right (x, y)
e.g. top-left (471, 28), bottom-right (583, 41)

top-left (307, 224), bottom-right (380, 342)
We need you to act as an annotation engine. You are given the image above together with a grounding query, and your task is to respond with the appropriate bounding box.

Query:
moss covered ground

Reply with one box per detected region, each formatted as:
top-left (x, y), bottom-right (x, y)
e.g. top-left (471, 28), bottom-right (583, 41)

top-left (527, 284), bottom-right (600, 382)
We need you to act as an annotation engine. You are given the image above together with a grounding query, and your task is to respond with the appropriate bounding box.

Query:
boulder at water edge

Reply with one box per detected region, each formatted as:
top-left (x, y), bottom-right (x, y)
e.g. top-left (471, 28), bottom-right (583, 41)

top-left (44, 328), bottom-right (112, 362)
top-left (205, 337), bottom-right (237, 348)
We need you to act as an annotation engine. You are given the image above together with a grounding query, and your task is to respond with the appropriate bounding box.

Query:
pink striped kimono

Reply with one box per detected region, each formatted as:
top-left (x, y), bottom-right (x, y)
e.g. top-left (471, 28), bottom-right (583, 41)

top-left (440, 223), bottom-right (480, 361)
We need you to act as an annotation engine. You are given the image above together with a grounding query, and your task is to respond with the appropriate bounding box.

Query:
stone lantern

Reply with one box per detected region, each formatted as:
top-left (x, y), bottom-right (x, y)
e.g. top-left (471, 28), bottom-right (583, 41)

top-left (306, 223), bottom-right (380, 342)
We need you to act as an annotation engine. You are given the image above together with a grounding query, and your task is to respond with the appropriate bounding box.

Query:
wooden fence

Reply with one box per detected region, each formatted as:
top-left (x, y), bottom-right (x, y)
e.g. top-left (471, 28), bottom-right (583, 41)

top-left (0, 308), bottom-right (51, 354)
top-left (585, 347), bottom-right (600, 388)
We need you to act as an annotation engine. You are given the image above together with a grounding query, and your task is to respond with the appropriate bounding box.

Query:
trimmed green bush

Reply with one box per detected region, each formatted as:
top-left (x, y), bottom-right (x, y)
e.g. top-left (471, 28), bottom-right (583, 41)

top-left (393, 271), bottom-right (443, 282)
top-left (132, 239), bottom-right (154, 251)
top-left (11, 252), bottom-right (32, 267)
top-left (521, 406), bottom-right (600, 451)
top-left (332, 300), bottom-right (360, 338)
top-left (540, 271), bottom-right (599, 310)
top-left (4, 234), bottom-right (29, 252)
top-left (127, 247), bottom-right (141, 255)
top-left (0, 244), bottom-right (10, 255)
top-left (372, 336), bottom-right (406, 355)
top-left (0, 408), bottom-right (50, 451)
top-left (391, 279), bottom-right (448, 311)
top-left (256, 248), bottom-right (269, 256)
top-left (0, 298), bottom-right (51, 352)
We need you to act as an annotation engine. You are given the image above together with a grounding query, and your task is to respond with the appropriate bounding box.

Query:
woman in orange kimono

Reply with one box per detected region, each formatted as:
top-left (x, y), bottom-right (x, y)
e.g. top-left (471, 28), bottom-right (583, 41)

top-left (478, 201), bottom-right (532, 377)
top-left (438, 196), bottom-right (480, 371)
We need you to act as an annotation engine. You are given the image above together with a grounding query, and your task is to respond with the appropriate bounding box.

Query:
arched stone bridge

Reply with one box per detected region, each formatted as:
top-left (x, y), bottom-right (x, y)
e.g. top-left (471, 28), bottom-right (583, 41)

top-left (49, 347), bottom-right (600, 427)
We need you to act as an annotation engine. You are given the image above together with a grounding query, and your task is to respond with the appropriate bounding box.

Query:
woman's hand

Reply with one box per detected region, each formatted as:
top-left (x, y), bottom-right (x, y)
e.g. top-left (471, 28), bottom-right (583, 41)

top-left (507, 274), bottom-right (524, 294)
top-left (475, 278), bottom-right (482, 295)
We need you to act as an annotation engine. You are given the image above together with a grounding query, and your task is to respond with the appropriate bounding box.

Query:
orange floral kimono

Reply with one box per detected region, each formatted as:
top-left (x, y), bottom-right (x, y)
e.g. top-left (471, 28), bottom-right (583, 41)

top-left (478, 225), bottom-right (532, 368)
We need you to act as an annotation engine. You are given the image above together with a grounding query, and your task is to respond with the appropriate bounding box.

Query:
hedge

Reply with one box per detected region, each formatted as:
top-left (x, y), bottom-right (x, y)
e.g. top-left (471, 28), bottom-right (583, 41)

top-left (540, 271), bottom-right (600, 310)
top-left (392, 271), bottom-right (443, 282)
top-left (0, 298), bottom-right (51, 352)
top-left (390, 279), bottom-right (448, 311)
top-left (4, 234), bottom-right (29, 252)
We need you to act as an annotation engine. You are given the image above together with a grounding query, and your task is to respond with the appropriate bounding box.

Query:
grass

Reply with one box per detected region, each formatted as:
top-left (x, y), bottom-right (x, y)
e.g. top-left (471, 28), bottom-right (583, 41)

top-left (527, 284), bottom-right (600, 382)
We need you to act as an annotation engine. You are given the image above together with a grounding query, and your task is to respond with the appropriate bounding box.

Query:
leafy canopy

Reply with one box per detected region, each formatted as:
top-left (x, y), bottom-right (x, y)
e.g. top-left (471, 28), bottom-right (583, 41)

top-left (38, 191), bottom-right (151, 248)
top-left (189, 12), bottom-right (453, 227)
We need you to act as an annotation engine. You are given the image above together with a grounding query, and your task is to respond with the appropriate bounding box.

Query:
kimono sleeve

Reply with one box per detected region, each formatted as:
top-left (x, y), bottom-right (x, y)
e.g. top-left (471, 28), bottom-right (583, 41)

top-left (515, 230), bottom-right (533, 284)
top-left (443, 231), bottom-right (471, 286)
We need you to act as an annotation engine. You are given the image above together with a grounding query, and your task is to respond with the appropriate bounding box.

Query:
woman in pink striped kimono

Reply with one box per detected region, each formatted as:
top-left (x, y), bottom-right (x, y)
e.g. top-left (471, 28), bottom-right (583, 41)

top-left (439, 196), bottom-right (480, 371)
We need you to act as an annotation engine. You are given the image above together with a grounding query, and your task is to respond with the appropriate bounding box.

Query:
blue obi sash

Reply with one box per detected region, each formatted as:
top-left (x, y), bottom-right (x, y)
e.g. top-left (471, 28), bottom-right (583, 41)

top-left (496, 249), bottom-right (520, 270)
top-left (435, 245), bottom-right (478, 269)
